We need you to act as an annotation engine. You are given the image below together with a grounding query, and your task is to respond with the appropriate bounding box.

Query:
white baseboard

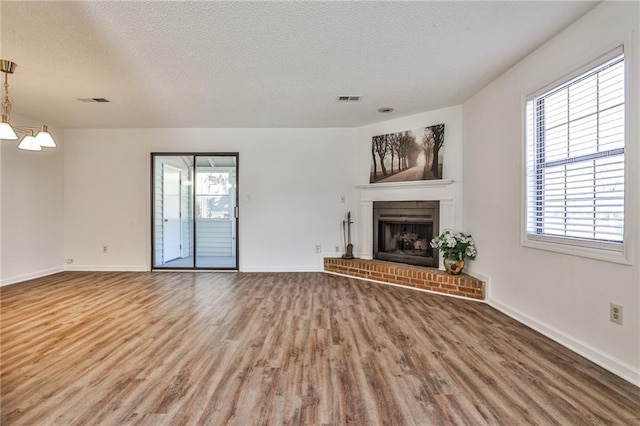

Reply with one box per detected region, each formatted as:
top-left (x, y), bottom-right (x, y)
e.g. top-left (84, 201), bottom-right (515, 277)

top-left (66, 265), bottom-right (323, 273)
top-left (241, 265), bottom-right (323, 273)
top-left (64, 265), bottom-right (149, 272)
top-left (1, 266), bottom-right (65, 286)
top-left (487, 297), bottom-right (640, 387)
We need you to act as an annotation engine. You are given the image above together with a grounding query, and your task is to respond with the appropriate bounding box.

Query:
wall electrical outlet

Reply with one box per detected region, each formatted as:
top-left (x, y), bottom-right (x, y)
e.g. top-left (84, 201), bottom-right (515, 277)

top-left (335, 245), bottom-right (340, 252)
top-left (102, 245), bottom-right (108, 254)
top-left (340, 195), bottom-right (346, 203)
top-left (315, 245), bottom-right (322, 253)
top-left (65, 258), bottom-right (74, 264)
top-left (610, 303), bottom-right (623, 325)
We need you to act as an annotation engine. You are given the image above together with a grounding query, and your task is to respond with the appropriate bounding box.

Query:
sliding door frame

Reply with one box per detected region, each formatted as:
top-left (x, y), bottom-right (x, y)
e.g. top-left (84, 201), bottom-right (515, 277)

top-left (151, 152), bottom-right (240, 271)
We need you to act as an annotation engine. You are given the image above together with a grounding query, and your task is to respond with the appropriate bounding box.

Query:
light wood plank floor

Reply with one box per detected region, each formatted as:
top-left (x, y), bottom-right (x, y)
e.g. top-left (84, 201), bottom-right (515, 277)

top-left (1, 272), bottom-right (639, 425)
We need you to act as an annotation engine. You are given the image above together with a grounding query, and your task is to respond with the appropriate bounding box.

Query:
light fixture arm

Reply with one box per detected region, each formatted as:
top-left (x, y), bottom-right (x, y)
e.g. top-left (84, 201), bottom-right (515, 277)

top-left (11, 124), bottom-right (47, 134)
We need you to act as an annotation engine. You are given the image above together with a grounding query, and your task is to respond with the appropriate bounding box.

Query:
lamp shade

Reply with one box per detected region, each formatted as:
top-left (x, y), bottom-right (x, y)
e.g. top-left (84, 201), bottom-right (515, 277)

top-left (17, 131), bottom-right (42, 151)
top-left (0, 121), bottom-right (18, 140)
top-left (35, 125), bottom-right (56, 147)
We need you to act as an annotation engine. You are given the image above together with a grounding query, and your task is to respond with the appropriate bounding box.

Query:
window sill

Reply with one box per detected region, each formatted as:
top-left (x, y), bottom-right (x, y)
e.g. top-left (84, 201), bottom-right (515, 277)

top-left (521, 235), bottom-right (631, 265)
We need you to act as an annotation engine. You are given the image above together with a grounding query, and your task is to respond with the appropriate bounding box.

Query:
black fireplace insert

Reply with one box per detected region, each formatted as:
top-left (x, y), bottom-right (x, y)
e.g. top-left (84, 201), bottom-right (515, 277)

top-left (373, 201), bottom-right (439, 267)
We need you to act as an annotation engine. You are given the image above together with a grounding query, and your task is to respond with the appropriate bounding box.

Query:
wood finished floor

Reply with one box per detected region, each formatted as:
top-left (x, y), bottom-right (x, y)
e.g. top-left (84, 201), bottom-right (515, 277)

top-left (1, 272), bottom-right (639, 425)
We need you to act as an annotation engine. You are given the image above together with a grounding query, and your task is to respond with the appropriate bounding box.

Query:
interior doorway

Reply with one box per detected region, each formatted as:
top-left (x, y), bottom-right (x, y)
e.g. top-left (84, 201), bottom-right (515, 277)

top-left (152, 153), bottom-right (239, 270)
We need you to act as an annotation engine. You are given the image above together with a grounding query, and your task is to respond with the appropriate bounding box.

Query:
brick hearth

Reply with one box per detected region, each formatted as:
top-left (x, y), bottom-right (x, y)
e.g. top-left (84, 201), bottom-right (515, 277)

top-left (324, 257), bottom-right (485, 300)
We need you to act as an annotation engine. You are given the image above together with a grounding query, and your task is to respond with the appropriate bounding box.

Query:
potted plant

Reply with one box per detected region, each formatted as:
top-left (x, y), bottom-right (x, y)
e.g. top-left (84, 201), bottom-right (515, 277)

top-left (430, 229), bottom-right (477, 275)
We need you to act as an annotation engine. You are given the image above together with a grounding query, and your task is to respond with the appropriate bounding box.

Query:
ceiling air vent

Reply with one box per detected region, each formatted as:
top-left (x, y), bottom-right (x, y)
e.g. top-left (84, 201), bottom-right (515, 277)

top-left (78, 98), bottom-right (111, 103)
top-left (337, 95), bottom-right (361, 102)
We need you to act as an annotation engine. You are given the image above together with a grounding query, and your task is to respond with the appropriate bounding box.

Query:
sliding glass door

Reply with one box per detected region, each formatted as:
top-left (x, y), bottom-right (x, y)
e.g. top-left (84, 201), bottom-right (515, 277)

top-left (152, 153), bottom-right (238, 270)
top-left (193, 155), bottom-right (237, 268)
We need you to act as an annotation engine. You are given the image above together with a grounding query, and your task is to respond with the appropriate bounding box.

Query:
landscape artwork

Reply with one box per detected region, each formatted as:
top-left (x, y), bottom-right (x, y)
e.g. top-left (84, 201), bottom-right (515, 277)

top-left (369, 123), bottom-right (445, 184)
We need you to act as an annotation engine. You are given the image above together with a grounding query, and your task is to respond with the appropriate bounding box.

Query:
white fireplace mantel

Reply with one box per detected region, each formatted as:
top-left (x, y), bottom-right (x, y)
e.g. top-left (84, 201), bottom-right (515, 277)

top-left (355, 179), bottom-right (454, 190)
top-left (356, 179), bottom-right (457, 261)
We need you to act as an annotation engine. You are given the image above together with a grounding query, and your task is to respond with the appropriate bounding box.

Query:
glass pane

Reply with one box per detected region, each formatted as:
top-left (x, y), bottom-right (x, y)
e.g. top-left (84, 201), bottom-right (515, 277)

top-left (565, 161), bottom-right (595, 239)
top-left (599, 60), bottom-right (624, 110)
top-left (594, 156), bottom-right (624, 242)
top-left (545, 123), bottom-right (568, 162)
top-left (542, 89), bottom-right (567, 129)
top-left (598, 105), bottom-right (624, 151)
top-left (542, 165), bottom-right (566, 236)
top-left (195, 156), bottom-right (238, 269)
top-left (153, 155), bottom-right (195, 268)
top-left (568, 114), bottom-right (597, 158)
top-left (569, 74), bottom-right (597, 121)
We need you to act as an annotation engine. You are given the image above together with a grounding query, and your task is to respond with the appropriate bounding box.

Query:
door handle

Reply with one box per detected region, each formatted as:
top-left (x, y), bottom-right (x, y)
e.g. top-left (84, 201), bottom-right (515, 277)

top-left (234, 206), bottom-right (239, 218)
top-left (164, 219), bottom-right (168, 222)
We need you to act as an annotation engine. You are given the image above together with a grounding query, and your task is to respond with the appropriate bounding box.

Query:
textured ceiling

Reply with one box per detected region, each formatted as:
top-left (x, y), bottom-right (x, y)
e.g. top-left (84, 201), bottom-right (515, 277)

top-left (1, 1), bottom-right (597, 129)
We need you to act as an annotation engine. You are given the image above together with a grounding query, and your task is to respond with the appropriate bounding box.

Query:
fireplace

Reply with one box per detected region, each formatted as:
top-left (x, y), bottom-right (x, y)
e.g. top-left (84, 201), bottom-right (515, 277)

top-left (373, 201), bottom-right (439, 267)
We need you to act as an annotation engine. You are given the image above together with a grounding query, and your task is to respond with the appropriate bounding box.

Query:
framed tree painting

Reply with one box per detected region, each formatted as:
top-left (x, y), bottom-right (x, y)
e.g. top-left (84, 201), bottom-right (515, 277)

top-left (369, 123), bottom-right (444, 184)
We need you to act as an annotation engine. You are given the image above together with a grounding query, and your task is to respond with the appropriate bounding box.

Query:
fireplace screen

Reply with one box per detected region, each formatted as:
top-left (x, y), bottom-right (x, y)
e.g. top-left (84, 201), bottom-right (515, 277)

top-left (373, 201), bottom-right (439, 267)
top-left (379, 222), bottom-right (433, 257)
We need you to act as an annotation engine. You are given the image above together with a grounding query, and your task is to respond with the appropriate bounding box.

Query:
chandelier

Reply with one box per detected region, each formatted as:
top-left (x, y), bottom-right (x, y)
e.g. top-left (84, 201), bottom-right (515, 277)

top-left (0, 59), bottom-right (56, 151)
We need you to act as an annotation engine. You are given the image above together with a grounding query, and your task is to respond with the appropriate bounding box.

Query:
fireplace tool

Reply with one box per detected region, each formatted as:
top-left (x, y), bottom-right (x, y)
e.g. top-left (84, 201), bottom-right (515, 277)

top-left (342, 211), bottom-right (354, 259)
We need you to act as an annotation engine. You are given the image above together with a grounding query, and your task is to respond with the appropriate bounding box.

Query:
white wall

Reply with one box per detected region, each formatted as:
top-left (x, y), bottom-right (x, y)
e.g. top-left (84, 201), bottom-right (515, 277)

top-left (1, 114), bottom-right (64, 285)
top-left (356, 106), bottom-right (464, 229)
top-left (63, 128), bottom-right (358, 272)
top-left (462, 2), bottom-right (639, 384)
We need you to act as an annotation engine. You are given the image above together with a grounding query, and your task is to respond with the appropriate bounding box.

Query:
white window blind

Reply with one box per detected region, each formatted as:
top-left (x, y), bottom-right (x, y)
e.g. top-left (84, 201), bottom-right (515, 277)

top-left (525, 50), bottom-right (625, 249)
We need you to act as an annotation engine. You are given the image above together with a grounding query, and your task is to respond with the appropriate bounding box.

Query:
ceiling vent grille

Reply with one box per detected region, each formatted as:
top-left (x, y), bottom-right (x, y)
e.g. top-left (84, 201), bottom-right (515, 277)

top-left (337, 95), bottom-right (361, 102)
top-left (78, 98), bottom-right (110, 103)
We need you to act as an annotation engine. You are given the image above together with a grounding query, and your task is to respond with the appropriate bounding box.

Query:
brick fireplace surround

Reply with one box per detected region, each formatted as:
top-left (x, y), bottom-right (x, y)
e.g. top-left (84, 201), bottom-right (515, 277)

top-left (324, 257), bottom-right (485, 300)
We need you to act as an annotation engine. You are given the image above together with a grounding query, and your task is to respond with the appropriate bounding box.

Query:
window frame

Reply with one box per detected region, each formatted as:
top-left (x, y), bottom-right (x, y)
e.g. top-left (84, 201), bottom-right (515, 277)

top-left (521, 44), bottom-right (634, 265)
